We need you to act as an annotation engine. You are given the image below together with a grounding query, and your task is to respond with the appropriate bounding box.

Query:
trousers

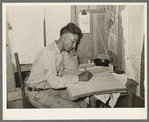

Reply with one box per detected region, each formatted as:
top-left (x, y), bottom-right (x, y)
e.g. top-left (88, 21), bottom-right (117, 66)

top-left (28, 88), bottom-right (87, 108)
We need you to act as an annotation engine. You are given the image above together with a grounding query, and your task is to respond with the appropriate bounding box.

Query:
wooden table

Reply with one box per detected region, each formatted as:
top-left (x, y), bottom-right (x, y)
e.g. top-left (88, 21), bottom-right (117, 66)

top-left (89, 78), bottom-right (138, 107)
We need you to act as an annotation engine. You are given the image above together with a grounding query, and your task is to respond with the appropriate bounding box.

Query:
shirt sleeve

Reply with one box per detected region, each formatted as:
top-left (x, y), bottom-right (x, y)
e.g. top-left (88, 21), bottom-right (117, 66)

top-left (43, 50), bottom-right (79, 89)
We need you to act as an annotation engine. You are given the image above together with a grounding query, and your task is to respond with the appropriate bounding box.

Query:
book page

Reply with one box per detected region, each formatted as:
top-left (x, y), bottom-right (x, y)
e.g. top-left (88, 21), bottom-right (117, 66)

top-left (67, 73), bottom-right (126, 100)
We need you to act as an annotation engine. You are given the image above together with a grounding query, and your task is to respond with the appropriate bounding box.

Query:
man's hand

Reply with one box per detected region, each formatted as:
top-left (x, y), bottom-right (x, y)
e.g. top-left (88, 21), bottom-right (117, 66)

top-left (68, 49), bottom-right (76, 57)
top-left (78, 71), bottom-right (93, 81)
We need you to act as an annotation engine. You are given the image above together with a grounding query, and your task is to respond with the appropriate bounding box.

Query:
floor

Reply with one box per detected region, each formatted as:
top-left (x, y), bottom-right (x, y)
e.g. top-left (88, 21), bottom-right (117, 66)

top-left (94, 95), bottom-right (145, 108)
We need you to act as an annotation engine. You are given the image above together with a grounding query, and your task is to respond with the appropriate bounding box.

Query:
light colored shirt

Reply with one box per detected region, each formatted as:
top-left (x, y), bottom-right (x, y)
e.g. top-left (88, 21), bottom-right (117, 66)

top-left (26, 40), bottom-right (79, 89)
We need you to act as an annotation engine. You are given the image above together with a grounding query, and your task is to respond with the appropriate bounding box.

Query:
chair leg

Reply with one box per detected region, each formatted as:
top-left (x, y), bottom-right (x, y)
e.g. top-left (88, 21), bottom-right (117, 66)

top-left (99, 102), bottom-right (105, 107)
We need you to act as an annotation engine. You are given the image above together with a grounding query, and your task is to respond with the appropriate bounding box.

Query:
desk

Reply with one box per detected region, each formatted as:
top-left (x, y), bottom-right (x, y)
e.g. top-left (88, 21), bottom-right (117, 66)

top-left (67, 63), bottom-right (138, 108)
top-left (89, 78), bottom-right (138, 107)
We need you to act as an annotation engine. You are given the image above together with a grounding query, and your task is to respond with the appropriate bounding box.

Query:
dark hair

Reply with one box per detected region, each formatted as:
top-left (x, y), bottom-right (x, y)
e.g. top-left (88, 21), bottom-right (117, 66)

top-left (60, 22), bottom-right (83, 39)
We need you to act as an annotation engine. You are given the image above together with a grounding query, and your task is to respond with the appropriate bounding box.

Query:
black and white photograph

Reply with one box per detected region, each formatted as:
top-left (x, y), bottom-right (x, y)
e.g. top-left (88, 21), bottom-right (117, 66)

top-left (3, 2), bottom-right (147, 120)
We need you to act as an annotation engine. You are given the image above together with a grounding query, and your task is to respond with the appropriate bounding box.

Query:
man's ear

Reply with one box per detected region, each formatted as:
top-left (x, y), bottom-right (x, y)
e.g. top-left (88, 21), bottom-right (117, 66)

top-left (61, 33), bottom-right (68, 40)
top-left (61, 34), bottom-right (67, 44)
top-left (62, 33), bottom-right (71, 43)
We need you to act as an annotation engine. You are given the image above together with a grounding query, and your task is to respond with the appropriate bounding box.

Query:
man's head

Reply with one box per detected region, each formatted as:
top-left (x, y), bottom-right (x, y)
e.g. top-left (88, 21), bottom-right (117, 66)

top-left (60, 22), bottom-right (82, 40)
top-left (60, 23), bottom-right (82, 52)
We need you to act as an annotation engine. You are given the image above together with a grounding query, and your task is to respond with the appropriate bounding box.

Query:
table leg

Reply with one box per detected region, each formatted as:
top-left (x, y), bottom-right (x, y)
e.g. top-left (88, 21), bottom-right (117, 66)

top-left (89, 96), bottom-right (96, 108)
top-left (127, 94), bottom-right (133, 107)
top-left (125, 78), bottom-right (138, 107)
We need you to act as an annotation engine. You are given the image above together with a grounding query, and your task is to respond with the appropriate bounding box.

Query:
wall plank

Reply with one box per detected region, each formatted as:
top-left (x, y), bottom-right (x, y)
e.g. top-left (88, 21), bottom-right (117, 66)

top-left (8, 87), bottom-right (28, 102)
top-left (6, 19), bottom-right (16, 108)
top-left (93, 13), bottom-right (107, 57)
top-left (74, 5), bottom-right (107, 64)
top-left (106, 5), bottom-right (124, 69)
top-left (76, 5), bottom-right (93, 63)
top-left (71, 5), bottom-right (76, 24)
top-left (117, 5), bottom-right (124, 70)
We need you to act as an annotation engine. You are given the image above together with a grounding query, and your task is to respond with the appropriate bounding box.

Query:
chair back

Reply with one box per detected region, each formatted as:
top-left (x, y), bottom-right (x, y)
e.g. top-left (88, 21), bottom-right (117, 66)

top-left (14, 53), bottom-right (27, 107)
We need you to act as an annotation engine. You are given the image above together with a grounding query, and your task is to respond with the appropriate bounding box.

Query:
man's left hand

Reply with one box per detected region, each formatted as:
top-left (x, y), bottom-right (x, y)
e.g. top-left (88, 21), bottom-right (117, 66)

top-left (68, 49), bottom-right (76, 57)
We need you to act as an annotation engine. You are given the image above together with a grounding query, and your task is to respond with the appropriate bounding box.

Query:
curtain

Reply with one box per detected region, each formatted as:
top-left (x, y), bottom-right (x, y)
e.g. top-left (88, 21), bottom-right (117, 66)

top-left (121, 5), bottom-right (145, 96)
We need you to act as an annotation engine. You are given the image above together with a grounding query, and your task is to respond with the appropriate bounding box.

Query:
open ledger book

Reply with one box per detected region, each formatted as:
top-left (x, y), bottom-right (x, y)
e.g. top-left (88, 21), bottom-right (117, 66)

top-left (66, 63), bottom-right (126, 100)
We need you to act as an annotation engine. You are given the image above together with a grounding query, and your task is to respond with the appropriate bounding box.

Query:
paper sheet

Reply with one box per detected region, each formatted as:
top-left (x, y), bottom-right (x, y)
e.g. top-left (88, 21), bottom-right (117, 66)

top-left (67, 73), bottom-right (126, 100)
top-left (79, 12), bottom-right (90, 33)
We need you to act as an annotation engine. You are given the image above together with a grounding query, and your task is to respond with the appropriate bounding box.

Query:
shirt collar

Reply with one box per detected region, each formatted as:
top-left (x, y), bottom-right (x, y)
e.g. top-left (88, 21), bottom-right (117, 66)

top-left (52, 40), bottom-right (61, 54)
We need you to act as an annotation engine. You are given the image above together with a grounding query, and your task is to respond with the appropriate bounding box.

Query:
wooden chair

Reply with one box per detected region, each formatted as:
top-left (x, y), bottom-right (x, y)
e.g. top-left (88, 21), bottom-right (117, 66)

top-left (14, 53), bottom-right (35, 108)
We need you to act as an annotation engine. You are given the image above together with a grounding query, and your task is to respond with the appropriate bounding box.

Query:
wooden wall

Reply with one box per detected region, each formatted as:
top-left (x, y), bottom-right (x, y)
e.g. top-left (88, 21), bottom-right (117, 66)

top-left (117, 5), bottom-right (125, 71)
top-left (71, 5), bottom-right (124, 71)
top-left (6, 20), bottom-right (16, 108)
top-left (76, 5), bottom-right (94, 64)
top-left (6, 18), bottom-right (23, 108)
top-left (106, 5), bottom-right (125, 71)
top-left (140, 41), bottom-right (144, 98)
top-left (92, 11), bottom-right (107, 57)
top-left (71, 5), bottom-right (107, 64)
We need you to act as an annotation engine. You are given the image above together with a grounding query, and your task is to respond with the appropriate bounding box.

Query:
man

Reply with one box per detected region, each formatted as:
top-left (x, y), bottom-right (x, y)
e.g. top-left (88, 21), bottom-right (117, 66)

top-left (26, 23), bottom-right (93, 108)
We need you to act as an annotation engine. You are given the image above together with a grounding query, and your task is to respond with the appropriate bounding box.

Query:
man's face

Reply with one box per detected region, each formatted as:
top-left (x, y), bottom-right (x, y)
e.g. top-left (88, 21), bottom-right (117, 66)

top-left (62, 33), bottom-right (79, 52)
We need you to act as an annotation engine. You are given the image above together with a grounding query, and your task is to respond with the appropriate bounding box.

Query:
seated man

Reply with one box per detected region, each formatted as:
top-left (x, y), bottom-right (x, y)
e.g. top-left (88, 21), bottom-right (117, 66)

top-left (26, 22), bottom-right (93, 108)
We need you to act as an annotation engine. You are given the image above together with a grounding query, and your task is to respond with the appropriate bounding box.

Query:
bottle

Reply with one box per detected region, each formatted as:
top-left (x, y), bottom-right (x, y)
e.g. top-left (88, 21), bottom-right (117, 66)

top-left (87, 58), bottom-right (91, 64)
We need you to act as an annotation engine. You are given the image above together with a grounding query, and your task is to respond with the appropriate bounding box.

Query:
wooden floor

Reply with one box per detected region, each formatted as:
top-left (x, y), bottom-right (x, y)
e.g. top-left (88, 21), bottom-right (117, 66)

top-left (94, 95), bottom-right (145, 108)
top-left (8, 94), bottom-right (145, 108)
